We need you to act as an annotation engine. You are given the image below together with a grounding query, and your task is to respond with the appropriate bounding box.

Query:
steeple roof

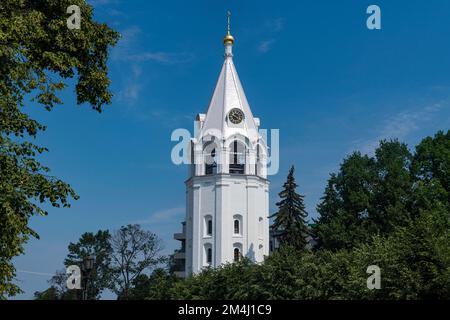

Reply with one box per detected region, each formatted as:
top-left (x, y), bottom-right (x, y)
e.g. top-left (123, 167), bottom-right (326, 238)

top-left (199, 18), bottom-right (259, 143)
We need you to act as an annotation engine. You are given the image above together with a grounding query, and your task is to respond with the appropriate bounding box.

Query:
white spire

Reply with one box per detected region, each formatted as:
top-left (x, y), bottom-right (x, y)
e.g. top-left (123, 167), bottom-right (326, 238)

top-left (197, 12), bottom-right (259, 144)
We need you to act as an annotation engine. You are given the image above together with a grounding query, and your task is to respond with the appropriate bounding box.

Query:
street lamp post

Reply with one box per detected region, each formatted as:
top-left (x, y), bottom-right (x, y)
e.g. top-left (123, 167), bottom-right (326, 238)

top-left (82, 255), bottom-right (95, 300)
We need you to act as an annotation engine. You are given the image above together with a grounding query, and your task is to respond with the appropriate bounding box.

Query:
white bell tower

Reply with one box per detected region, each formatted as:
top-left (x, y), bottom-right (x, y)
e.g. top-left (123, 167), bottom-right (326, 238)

top-left (174, 12), bottom-right (270, 276)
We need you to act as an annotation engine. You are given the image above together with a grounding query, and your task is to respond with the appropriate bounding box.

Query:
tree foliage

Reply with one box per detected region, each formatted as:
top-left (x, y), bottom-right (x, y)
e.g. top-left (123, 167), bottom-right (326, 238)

top-left (64, 230), bottom-right (112, 299)
top-left (0, 0), bottom-right (119, 298)
top-left (127, 269), bottom-right (180, 300)
top-left (33, 269), bottom-right (77, 300)
top-left (134, 206), bottom-right (449, 300)
top-left (270, 166), bottom-right (309, 250)
top-left (110, 224), bottom-right (166, 299)
top-left (33, 226), bottom-right (167, 300)
top-left (312, 140), bottom-right (415, 250)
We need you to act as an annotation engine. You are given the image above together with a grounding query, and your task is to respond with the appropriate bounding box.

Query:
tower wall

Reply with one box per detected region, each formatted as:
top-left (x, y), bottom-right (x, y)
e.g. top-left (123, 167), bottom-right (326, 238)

top-left (175, 17), bottom-right (271, 278)
top-left (186, 174), bottom-right (269, 275)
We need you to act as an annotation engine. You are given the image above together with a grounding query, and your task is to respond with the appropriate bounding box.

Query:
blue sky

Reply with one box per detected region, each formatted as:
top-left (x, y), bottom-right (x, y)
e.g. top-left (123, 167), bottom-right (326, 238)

top-left (12, 0), bottom-right (450, 298)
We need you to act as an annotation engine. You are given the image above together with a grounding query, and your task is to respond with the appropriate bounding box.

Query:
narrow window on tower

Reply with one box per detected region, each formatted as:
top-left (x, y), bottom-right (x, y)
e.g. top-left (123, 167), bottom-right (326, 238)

top-left (205, 216), bottom-right (213, 236)
top-left (233, 215), bottom-right (242, 236)
top-left (207, 219), bottom-right (213, 236)
top-left (207, 247), bottom-right (212, 264)
top-left (234, 219), bottom-right (240, 234)
top-left (204, 244), bottom-right (212, 266)
top-left (234, 248), bottom-right (240, 262)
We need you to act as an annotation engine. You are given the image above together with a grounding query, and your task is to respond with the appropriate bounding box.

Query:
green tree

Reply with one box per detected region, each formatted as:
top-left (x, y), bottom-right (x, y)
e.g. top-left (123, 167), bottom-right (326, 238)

top-left (314, 152), bottom-right (377, 250)
top-left (33, 269), bottom-right (77, 300)
top-left (34, 287), bottom-right (59, 300)
top-left (64, 230), bottom-right (112, 300)
top-left (128, 268), bottom-right (180, 300)
top-left (343, 204), bottom-right (450, 300)
top-left (170, 259), bottom-right (263, 300)
top-left (412, 130), bottom-right (449, 199)
top-left (0, 0), bottom-right (119, 298)
top-left (313, 140), bottom-right (414, 250)
top-left (270, 166), bottom-right (309, 250)
top-left (173, 207), bottom-right (449, 300)
top-left (257, 245), bottom-right (356, 300)
top-left (258, 246), bottom-right (309, 299)
top-left (109, 224), bottom-right (166, 299)
top-left (372, 140), bottom-right (413, 233)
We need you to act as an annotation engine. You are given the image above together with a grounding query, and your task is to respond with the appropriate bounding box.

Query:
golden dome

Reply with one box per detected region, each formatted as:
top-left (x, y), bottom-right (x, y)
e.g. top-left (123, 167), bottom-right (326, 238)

top-left (223, 33), bottom-right (234, 45)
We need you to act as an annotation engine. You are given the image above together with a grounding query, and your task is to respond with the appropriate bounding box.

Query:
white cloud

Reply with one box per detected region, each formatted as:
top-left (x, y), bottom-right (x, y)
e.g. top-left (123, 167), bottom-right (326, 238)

top-left (120, 83), bottom-right (140, 102)
top-left (257, 18), bottom-right (285, 54)
top-left (258, 39), bottom-right (275, 53)
top-left (112, 26), bottom-right (141, 58)
top-left (124, 52), bottom-right (194, 64)
top-left (88, 0), bottom-right (117, 6)
top-left (112, 26), bottom-right (194, 64)
top-left (117, 65), bottom-right (143, 104)
top-left (133, 206), bottom-right (184, 225)
top-left (112, 26), bottom-right (194, 103)
top-left (266, 18), bottom-right (285, 32)
top-left (357, 101), bottom-right (446, 155)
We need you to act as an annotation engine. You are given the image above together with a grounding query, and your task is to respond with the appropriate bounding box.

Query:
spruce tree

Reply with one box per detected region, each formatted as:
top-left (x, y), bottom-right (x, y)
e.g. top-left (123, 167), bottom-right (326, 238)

top-left (270, 166), bottom-right (309, 250)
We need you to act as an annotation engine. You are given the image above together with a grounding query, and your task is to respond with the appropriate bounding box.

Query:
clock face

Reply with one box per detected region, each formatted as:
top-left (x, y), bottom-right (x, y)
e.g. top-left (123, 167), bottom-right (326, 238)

top-left (228, 108), bottom-right (244, 124)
